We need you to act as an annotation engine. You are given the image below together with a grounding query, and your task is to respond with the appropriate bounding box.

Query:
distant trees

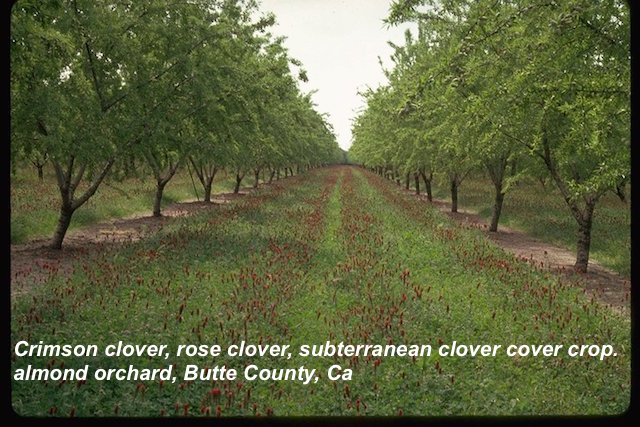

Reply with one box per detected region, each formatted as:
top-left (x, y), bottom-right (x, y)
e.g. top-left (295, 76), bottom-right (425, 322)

top-left (11, 0), bottom-right (341, 248)
top-left (350, 0), bottom-right (629, 272)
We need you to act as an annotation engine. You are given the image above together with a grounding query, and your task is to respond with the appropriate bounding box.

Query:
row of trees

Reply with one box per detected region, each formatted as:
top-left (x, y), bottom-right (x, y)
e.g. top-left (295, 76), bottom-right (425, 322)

top-left (349, 0), bottom-right (630, 273)
top-left (11, 0), bottom-right (342, 249)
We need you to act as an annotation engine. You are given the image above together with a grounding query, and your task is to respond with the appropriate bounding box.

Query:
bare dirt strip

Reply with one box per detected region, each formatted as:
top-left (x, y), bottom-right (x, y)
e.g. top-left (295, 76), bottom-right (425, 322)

top-left (10, 189), bottom-right (253, 298)
top-left (399, 187), bottom-right (630, 311)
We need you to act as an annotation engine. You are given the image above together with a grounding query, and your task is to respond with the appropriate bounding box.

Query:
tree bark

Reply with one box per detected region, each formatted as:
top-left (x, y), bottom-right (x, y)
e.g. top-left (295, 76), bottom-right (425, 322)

top-left (575, 200), bottom-right (596, 273)
top-left (419, 170), bottom-right (432, 202)
top-left (538, 134), bottom-right (600, 272)
top-left (485, 156), bottom-right (508, 232)
top-left (234, 173), bottom-right (244, 194)
top-left (614, 179), bottom-right (627, 203)
top-left (489, 187), bottom-right (505, 232)
top-left (50, 205), bottom-right (73, 250)
top-left (450, 179), bottom-right (458, 213)
top-left (203, 180), bottom-right (213, 202)
top-left (253, 169), bottom-right (260, 188)
top-left (50, 157), bottom-right (115, 249)
top-left (269, 169), bottom-right (276, 184)
top-left (148, 154), bottom-right (180, 217)
top-left (32, 154), bottom-right (48, 181)
top-left (414, 172), bottom-right (420, 195)
top-left (189, 158), bottom-right (217, 203)
top-left (153, 180), bottom-right (167, 217)
top-left (405, 172), bottom-right (410, 190)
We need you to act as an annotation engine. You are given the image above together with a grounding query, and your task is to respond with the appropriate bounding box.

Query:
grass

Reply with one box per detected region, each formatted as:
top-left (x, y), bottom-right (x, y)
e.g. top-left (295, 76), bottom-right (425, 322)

top-left (11, 166), bottom-right (630, 416)
top-left (9, 166), bottom-right (269, 244)
top-left (409, 174), bottom-right (630, 277)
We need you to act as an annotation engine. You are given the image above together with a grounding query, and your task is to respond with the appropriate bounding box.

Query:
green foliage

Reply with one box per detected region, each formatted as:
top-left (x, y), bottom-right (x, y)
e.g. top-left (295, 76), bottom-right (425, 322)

top-left (11, 0), bottom-right (342, 247)
top-left (350, 0), bottom-right (629, 271)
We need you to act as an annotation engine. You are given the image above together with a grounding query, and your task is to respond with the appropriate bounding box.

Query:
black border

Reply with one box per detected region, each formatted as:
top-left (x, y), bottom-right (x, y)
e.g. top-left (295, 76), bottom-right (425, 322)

top-left (4, 0), bottom-right (637, 425)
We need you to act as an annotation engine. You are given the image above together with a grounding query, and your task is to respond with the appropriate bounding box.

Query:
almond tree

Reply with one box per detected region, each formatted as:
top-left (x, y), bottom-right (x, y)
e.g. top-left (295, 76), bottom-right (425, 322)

top-left (11, 0), bottom-right (224, 247)
top-left (376, 0), bottom-right (630, 271)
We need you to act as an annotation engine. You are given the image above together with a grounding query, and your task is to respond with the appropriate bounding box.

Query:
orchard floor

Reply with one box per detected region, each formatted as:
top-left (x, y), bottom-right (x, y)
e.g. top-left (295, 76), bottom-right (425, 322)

top-left (10, 188), bottom-right (255, 297)
top-left (10, 165), bottom-right (630, 416)
top-left (402, 189), bottom-right (630, 311)
top-left (11, 173), bottom-right (630, 311)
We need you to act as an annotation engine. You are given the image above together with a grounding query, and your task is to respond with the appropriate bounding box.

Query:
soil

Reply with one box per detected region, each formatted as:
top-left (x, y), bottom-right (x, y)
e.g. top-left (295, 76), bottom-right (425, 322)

top-left (10, 189), bottom-right (253, 298)
top-left (405, 189), bottom-right (630, 311)
top-left (11, 179), bottom-right (631, 313)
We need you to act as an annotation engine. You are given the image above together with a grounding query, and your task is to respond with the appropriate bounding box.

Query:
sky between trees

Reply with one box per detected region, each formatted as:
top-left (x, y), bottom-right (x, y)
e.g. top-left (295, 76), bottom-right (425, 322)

top-left (260, 0), bottom-right (416, 150)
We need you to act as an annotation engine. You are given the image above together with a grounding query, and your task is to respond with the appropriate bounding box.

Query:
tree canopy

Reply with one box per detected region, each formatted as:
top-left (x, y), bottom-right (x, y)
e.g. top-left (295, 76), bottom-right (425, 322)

top-left (349, 0), bottom-right (630, 272)
top-left (11, 0), bottom-right (342, 248)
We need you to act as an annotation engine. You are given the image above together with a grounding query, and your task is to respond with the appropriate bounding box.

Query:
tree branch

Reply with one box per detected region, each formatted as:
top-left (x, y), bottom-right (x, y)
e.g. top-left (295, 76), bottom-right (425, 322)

top-left (71, 158), bottom-right (115, 210)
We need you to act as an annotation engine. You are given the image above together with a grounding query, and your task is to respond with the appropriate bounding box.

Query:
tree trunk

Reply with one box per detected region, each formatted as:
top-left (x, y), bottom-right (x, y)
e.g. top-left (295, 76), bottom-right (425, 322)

top-left (50, 157), bottom-right (115, 249)
top-left (540, 134), bottom-right (600, 273)
top-left (296, 165), bottom-right (300, 174)
top-left (289, 167), bottom-right (294, 176)
top-left (253, 169), bottom-right (260, 188)
top-left (485, 158), bottom-right (508, 232)
top-left (37, 164), bottom-right (44, 181)
top-left (614, 180), bottom-right (627, 203)
top-left (414, 173), bottom-right (420, 195)
top-left (269, 170), bottom-right (276, 184)
top-left (276, 169), bottom-right (280, 180)
top-left (50, 205), bottom-right (74, 250)
top-left (420, 170), bottom-right (432, 202)
top-left (153, 180), bottom-right (167, 217)
top-left (199, 165), bottom-right (217, 203)
top-left (284, 168), bottom-right (288, 178)
top-left (489, 186), bottom-right (505, 232)
top-left (574, 201), bottom-right (595, 273)
top-left (450, 179), bottom-right (458, 213)
top-left (405, 172), bottom-right (410, 190)
top-left (234, 173), bottom-right (244, 194)
top-left (203, 177), bottom-right (213, 203)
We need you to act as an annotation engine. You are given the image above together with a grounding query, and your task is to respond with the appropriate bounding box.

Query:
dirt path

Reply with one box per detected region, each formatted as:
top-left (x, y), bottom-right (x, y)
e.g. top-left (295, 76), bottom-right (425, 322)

top-left (399, 188), bottom-right (630, 311)
top-left (10, 189), bottom-right (253, 298)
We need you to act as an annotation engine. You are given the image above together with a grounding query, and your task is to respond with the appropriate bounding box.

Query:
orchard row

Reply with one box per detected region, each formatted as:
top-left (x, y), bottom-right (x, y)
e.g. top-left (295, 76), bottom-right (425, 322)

top-left (11, 167), bottom-right (630, 415)
top-left (11, 0), bottom-right (343, 249)
top-left (349, 0), bottom-right (629, 273)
